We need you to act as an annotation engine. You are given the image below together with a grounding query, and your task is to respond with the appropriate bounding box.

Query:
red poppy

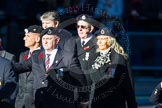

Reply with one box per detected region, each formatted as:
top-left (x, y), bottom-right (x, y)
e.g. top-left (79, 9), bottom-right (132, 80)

top-left (84, 46), bottom-right (89, 51)
top-left (39, 53), bottom-right (43, 59)
top-left (23, 55), bottom-right (28, 60)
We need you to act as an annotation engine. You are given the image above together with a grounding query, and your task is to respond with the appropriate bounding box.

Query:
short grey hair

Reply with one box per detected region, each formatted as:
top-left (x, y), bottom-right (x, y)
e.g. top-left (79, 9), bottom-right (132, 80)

top-left (40, 11), bottom-right (60, 22)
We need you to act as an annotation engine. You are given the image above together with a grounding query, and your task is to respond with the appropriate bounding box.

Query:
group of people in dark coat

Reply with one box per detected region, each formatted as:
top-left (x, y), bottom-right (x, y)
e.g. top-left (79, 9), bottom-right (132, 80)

top-left (0, 10), bottom-right (138, 108)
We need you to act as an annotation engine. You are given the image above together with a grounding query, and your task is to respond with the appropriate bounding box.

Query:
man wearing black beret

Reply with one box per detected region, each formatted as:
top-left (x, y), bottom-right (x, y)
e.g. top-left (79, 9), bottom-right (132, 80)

top-left (75, 14), bottom-right (97, 75)
top-left (13, 27), bottom-right (89, 108)
top-left (77, 15), bottom-right (98, 108)
top-left (15, 25), bottom-right (43, 108)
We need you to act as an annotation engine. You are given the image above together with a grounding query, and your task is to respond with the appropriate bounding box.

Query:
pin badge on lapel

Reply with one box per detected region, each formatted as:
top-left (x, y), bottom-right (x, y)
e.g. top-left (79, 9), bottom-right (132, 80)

top-left (55, 60), bottom-right (58, 64)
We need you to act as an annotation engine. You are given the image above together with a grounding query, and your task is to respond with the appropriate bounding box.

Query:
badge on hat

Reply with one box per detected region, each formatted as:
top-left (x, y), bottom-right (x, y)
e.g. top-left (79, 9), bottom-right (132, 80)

top-left (81, 15), bottom-right (86, 20)
top-left (101, 29), bottom-right (105, 35)
top-left (24, 29), bottom-right (28, 33)
top-left (33, 29), bottom-right (36, 32)
top-left (47, 29), bottom-right (52, 35)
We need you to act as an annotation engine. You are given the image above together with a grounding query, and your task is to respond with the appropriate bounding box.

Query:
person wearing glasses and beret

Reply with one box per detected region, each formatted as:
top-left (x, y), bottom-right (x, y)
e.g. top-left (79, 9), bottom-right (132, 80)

top-left (89, 27), bottom-right (137, 108)
top-left (13, 27), bottom-right (89, 108)
top-left (75, 14), bottom-right (97, 81)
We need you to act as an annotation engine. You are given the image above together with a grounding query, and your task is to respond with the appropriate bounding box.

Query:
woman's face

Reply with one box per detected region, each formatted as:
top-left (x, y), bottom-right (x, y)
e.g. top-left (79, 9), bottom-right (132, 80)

top-left (97, 35), bottom-right (109, 51)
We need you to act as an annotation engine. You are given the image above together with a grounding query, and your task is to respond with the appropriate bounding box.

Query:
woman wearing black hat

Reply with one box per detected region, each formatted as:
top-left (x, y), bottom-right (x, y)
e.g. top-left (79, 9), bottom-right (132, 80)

top-left (88, 27), bottom-right (137, 108)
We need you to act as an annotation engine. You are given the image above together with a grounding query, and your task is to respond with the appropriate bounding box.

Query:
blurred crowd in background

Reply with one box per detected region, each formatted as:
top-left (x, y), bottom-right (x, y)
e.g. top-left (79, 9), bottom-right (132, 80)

top-left (0, 0), bottom-right (162, 61)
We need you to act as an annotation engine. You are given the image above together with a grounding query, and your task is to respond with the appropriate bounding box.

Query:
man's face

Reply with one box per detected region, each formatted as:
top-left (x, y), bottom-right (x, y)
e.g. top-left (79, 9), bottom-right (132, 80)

top-left (77, 20), bottom-right (91, 39)
top-left (42, 35), bottom-right (60, 52)
top-left (23, 32), bottom-right (39, 48)
top-left (97, 36), bottom-right (109, 51)
top-left (41, 20), bottom-right (56, 29)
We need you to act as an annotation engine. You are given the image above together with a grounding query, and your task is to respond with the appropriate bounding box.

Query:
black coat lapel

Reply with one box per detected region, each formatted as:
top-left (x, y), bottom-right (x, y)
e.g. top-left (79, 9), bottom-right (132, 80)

top-left (76, 37), bottom-right (96, 56)
top-left (76, 38), bottom-right (84, 56)
top-left (24, 50), bottom-right (32, 78)
top-left (53, 49), bottom-right (63, 67)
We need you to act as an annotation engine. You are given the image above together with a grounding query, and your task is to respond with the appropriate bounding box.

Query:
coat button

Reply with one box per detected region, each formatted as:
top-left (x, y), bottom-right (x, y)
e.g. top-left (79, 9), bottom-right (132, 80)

top-left (40, 90), bottom-right (43, 94)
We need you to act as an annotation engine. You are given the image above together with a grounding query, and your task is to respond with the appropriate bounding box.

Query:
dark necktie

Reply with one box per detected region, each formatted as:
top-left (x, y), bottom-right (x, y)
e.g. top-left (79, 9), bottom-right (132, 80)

top-left (45, 54), bottom-right (51, 71)
top-left (81, 41), bottom-right (85, 47)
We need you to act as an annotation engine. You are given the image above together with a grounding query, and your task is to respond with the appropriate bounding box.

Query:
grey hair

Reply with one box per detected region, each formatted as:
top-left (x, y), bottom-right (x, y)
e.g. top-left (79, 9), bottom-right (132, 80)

top-left (40, 11), bottom-right (60, 21)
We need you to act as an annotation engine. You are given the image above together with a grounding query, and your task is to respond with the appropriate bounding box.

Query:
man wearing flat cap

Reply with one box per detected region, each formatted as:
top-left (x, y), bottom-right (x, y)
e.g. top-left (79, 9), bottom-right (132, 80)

top-left (15, 25), bottom-right (43, 108)
top-left (13, 27), bottom-right (89, 108)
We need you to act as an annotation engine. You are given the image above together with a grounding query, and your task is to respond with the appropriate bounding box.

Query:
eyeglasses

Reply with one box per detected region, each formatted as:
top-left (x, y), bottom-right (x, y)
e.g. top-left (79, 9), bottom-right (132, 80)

top-left (76, 25), bottom-right (88, 29)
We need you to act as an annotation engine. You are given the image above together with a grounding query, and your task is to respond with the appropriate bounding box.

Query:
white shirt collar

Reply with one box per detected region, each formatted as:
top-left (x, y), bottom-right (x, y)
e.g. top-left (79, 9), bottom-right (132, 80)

top-left (81, 34), bottom-right (93, 45)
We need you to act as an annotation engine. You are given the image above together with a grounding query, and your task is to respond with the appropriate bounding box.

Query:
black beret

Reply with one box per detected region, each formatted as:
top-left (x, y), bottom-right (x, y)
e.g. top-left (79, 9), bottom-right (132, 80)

top-left (41, 27), bottom-right (61, 37)
top-left (95, 27), bottom-right (114, 37)
top-left (76, 14), bottom-right (94, 25)
top-left (24, 25), bottom-right (43, 34)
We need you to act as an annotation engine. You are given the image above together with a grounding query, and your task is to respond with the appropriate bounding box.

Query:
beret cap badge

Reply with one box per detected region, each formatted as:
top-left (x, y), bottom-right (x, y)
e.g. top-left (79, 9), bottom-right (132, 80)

top-left (101, 29), bottom-right (105, 35)
top-left (24, 29), bottom-right (28, 33)
top-left (33, 29), bottom-right (36, 32)
top-left (47, 29), bottom-right (52, 34)
top-left (81, 15), bottom-right (86, 20)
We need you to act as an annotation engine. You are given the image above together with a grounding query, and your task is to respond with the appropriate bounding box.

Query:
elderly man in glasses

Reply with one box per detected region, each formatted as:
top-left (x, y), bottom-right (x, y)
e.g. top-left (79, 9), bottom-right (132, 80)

top-left (76, 14), bottom-right (98, 108)
top-left (75, 14), bottom-right (97, 80)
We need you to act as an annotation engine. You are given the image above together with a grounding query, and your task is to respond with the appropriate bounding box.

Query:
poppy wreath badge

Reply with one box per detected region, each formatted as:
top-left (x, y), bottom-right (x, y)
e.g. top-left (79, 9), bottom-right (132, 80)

top-left (84, 46), bottom-right (89, 51)
top-left (38, 53), bottom-right (44, 59)
top-left (23, 55), bottom-right (28, 60)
